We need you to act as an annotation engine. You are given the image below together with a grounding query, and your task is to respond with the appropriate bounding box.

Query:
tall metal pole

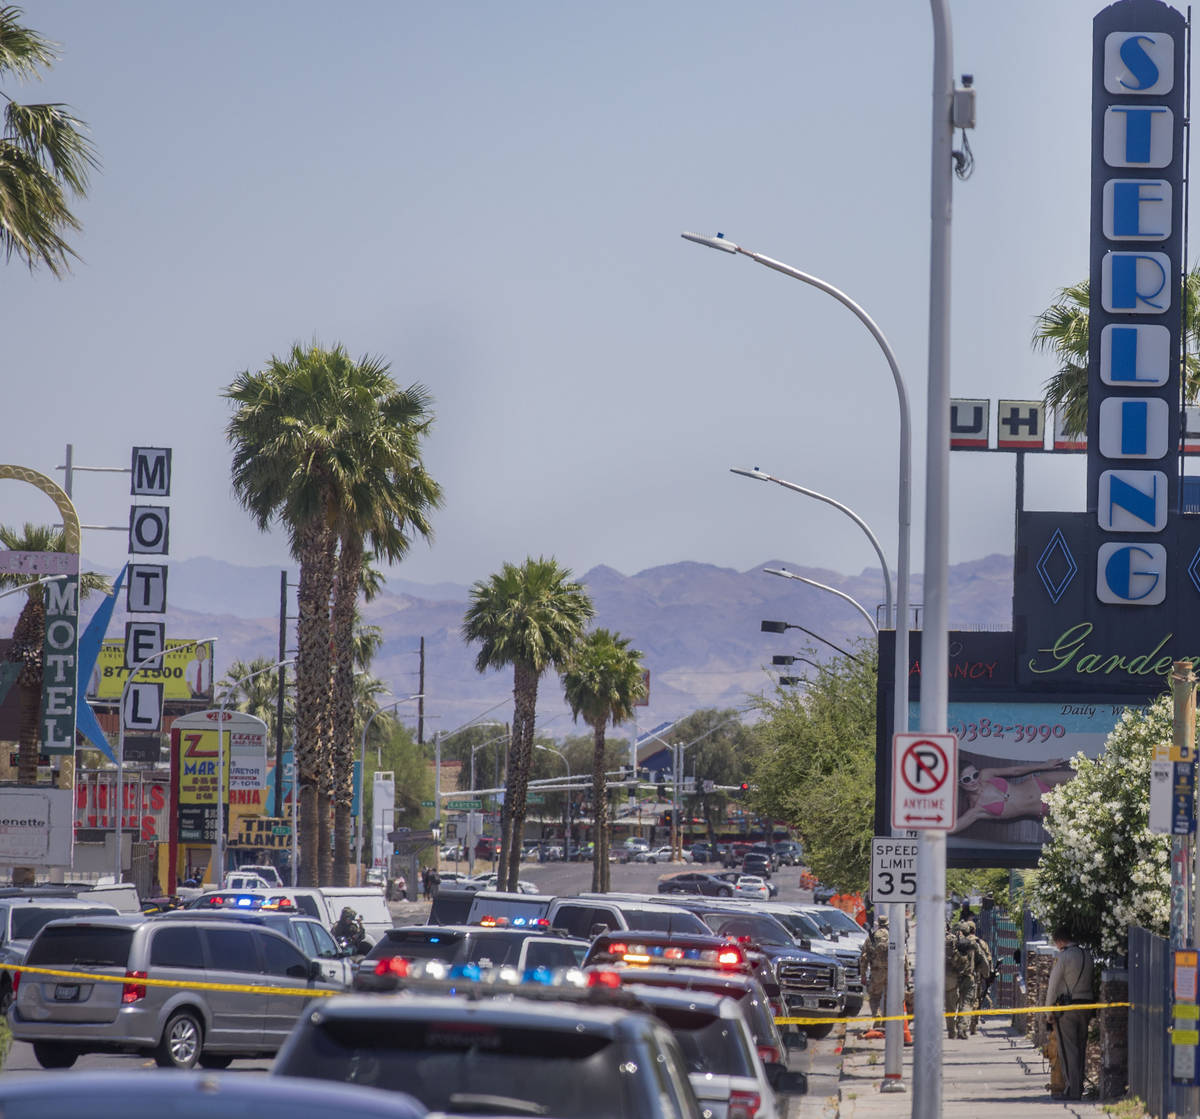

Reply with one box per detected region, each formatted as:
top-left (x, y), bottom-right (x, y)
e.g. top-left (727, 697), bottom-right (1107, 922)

top-left (275, 571), bottom-right (287, 828)
top-left (914, 2), bottom-right (955, 1113)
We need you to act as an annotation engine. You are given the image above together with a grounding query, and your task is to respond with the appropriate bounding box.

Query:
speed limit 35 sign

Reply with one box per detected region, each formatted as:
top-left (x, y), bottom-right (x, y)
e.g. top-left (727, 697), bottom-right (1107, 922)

top-left (871, 836), bottom-right (919, 903)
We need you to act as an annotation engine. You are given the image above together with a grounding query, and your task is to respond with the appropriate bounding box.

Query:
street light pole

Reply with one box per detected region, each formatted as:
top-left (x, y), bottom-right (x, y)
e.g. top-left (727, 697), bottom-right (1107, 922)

top-left (762, 567), bottom-right (879, 633)
top-left (115, 637), bottom-right (216, 883)
top-left (214, 657), bottom-right (294, 885)
top-left (691, 233), bottom-right (911, 1089)
top-left (535, 744), bottom-right (570, 856)
top-left (914, 3), bottom-right (956, 1111)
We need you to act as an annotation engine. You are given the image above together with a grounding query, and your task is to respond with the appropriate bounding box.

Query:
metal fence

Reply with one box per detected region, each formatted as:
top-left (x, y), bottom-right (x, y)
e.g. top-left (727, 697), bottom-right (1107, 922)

top-left (1129, 925), bottom-right (1199, 1118)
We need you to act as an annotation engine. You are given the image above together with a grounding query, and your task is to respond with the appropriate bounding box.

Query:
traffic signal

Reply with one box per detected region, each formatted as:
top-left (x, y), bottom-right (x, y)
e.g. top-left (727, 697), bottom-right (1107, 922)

top-left (739, 782), bottom-right (751, 794)
top-left (657, 783), bottom-right (667, 799)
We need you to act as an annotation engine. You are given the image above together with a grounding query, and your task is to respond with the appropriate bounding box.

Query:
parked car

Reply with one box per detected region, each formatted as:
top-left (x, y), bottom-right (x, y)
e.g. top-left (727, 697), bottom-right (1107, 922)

top-left (157, 907), bottom-right (356, 987)
top-left (626, 984), bottom-right (802, 1117)
top-left (748, 843), bottom-right (779, 871)
top-left (634, 845), bottom-right (681, 864)
top-left (186, 886), bottom-right (393, 944)
top-left (0, 1070), bottom-right (427, 1119)
top-left (354, 925), bottom-right (585, 992)
top-left (812, 883), bottom-right (838, 904)
top-left (687, 842), bottom-right (716, 864)
top-left (722, 843), bottom-right (752, 868)
top-left (658, 872), bottom-right (736, 898)
top-left (621, 837), bottom-right (651, 857)
top-left (733, 875), bottom-right (770, 900)
top-left (234, 864), bottom-right (284, 887)
top-left (0, 896), bottom-right (120, 1013)
top-left (9, 913), bottom-right (341, 1068)
top-left (273, 992), bottom-right (705, 1118)
top-left (467, 872), bottom-right (539, 894)
top-left (546, 896), bottom-right (711, 940)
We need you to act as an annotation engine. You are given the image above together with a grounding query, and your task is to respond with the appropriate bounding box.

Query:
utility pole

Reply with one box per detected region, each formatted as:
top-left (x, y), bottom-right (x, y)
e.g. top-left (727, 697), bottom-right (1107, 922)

top-left (274, 570), bottom-right (287, 822)
top-left (417, 636), bottom-right (425, 745)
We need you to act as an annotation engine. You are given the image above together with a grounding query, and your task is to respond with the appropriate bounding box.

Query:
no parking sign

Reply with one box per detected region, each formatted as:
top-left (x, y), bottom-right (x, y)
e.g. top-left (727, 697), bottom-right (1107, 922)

top-left (891, 733), bottom-right (958, 831)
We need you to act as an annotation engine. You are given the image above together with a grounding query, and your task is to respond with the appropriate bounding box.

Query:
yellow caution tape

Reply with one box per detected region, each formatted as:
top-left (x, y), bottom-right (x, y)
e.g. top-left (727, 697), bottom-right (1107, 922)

top-left (13, 963), bottom-right (339, 998)
top-left (775, 1000), bottom-right (1131, 1027)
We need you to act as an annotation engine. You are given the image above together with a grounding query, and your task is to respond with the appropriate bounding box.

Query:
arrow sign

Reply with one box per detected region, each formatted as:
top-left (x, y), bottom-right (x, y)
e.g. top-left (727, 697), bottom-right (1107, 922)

top-left (891, 732), bottom-right (957, 831)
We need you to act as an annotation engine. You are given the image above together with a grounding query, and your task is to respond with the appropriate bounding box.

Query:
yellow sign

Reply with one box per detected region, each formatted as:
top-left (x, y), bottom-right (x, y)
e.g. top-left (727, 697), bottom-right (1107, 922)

top-left (1175, 1004), bottom-right (1200, 1021)
top-left (89, 639), bottom-right (214, 701)
top-left (1173, 1029), bottom-right (1200, 1046)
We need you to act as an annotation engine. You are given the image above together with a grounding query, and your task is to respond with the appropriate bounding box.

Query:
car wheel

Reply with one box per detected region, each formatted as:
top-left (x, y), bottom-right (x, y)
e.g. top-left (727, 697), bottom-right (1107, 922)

top-left (719, 887), bottom-right (732, 897)
top-left (804, 1023), bottom-right (834, 1040)
top-left (33, 1042), bottom-right (78, 1068)
top-left (155, 1008), bottom-right (203, 1069)
top-left (648, 857), bottom-right (656, 864)
top-left (198, 1053), bottom-right (235, 1069)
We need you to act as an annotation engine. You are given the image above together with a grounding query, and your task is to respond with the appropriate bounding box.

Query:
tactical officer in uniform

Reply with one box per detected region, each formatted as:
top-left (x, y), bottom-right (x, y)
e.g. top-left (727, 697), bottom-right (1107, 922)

top-left (965, 920), bottom-right (993, 1034)
top-left (860, 914), bottom-right (890, 1029)
top-left (944, 923), bottom-right (976, 1038)
top-left (331, 906), bottom-right (369, 954)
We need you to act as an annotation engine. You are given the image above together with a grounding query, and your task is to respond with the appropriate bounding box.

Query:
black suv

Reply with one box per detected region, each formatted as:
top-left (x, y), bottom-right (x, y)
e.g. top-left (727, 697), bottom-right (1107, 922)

top-left (742, 852), bottom-right (773, 878)
top-left (273, 993), bottom-right (704, 1119)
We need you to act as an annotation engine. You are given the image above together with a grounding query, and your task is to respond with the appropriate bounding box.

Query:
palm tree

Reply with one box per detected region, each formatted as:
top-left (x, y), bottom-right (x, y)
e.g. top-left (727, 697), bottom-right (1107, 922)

top-left (215, 657), bottom-right (286, 741)
top-left (1033, 269), bottom-right (1200, 436)
top-left (0, 524), bottom-right (107, 784)
top-left (328, 368), bottom-right (441, 885)
top-left (226, 342), bottom-right (441, 886)
top-left (226, 344), bottom-right (351, 885)
top-left (561, 629), bottom-right (645, 892)
top-left (462, 557), bottom-right (594, 890)
top-left (0, 7), bottom-right (99, 275)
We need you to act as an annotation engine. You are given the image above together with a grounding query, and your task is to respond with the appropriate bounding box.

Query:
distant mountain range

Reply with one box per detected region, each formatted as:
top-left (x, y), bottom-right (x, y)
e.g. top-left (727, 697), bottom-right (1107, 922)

top-left (0, 553), bottom-right (1014, 736)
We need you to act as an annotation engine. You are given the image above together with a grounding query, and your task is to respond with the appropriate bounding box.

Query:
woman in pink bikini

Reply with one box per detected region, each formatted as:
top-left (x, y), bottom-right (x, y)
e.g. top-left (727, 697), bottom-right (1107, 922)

top-left (950, 758), bottom-right (1074, 834)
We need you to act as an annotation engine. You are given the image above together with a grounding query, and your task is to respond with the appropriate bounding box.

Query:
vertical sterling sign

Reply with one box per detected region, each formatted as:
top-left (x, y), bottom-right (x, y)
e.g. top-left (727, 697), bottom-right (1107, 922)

top-left (1089, 2), bottom-right (1185, 603)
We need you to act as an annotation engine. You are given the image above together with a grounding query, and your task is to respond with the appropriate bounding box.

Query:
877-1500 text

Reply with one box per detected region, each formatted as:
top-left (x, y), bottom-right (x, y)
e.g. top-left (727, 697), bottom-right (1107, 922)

top-left (951, 719), bottom-right (1067, 743)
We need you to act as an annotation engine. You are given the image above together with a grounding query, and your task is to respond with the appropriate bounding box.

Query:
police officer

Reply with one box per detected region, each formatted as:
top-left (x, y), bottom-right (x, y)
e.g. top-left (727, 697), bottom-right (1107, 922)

top-left (965, 921), bottom-right (993, 1035)
top-left (944, 923), bottom-right (975, 1038)
top-left (331, 906), bottom-right (368, 953)
top-left (1047, 924), bottom-right (1094, 1100)
top-left (860, 915), bottom-right (890, 1029)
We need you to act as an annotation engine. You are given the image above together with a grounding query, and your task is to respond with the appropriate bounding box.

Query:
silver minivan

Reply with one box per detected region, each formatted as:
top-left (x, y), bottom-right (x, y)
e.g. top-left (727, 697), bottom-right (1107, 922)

top-left (9, 913), bottom-right (341, 1069)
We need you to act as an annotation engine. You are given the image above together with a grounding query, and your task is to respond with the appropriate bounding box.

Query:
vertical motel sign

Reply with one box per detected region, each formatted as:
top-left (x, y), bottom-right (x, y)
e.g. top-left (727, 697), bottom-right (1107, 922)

top-left (1088, 2), bottom-right (1184, 606)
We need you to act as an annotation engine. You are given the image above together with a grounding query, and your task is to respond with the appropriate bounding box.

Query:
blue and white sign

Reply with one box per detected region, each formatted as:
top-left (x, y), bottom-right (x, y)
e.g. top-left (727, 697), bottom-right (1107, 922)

top-left (1096, 541), bottom-right (1167, 604)
top-left (1104, 30), bottom-right (1175, 94)
top-left (1100, 322), bottom-right (1170, 385)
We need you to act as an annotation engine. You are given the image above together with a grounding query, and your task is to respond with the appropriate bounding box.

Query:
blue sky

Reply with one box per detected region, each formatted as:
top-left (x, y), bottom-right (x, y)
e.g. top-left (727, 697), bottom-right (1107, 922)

top-left (0, 1), bottom-right (1146, 591)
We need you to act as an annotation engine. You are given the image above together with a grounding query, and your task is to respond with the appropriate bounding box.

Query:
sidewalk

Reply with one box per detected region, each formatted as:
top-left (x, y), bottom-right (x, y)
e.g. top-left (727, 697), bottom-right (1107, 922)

top-left (796, 1019), bottom-right (1119, 1118)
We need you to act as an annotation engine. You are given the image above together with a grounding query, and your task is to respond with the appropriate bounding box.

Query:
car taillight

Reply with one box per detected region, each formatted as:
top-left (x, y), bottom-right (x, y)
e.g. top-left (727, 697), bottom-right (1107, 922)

top-left (729, 1089), bottom-right (761, 1119)
top-left (757, 1043), bottom-right (780, 1065)
top-left (122, 970), bottom-right (147, 1003)
top-left (11, 970), bottom-right (19, 997)
top-left (718, 947), bottom-right (743, 967)
top-left (587, 970), bottom-right (622, 988)
top-left (607, 942), bottom-right (628, 957)
top-left (374, 956), bottom-right (409, 977)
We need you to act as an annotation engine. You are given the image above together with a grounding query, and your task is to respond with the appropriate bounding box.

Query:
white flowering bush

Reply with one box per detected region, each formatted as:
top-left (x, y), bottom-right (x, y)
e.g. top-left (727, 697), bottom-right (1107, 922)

top-left (1029, 696), bottom-right (1172, 960)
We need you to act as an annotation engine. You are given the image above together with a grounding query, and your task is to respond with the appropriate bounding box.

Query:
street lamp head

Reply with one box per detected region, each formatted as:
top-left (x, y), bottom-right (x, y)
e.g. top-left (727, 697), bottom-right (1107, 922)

top-left (729, 466), bottom-right (770, 482)
top-left (760, 620), bottom-right (789, 634)
top-left (772, 655), bottom-right (796, 666)
top-left (681, 231), bottom-right (739, 254)
top-left (778, 676), bottom-right (803, 687)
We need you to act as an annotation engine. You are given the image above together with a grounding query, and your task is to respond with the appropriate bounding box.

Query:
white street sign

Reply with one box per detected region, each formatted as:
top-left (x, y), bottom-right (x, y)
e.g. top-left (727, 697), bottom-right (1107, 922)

top-left (891, 732), bottom-right (958, 831)
top-left (871, 836), bottom-right (919, 902)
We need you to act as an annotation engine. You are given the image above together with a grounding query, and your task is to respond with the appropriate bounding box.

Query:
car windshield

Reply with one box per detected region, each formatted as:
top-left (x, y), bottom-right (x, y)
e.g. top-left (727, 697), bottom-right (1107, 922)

top-left (10, 907), bottom-right (115, 941)
top-left (367, 931), bottom-right (465, 962)
top-left (26, 925), bottom-right (132, 967)
top-left (650, 1007), bottom-right (755, 1077)
top-left (286, 1017), bottom-right (629, 1118)
top-left (702, 913), bottom-right (794, 947)
top-left (818, 908), bottom-right (864, 935)
top-left (773, 912), bottom-right (824, 940)
top-left (620, 909), bottom-right (708, 935)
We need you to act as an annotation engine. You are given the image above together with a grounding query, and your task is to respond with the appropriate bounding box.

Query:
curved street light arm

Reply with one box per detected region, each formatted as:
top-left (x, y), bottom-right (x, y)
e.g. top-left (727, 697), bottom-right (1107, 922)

top-left (763, 567), bottom-right (879, 634)
top-left (732, 467), bottom-right (892, 627)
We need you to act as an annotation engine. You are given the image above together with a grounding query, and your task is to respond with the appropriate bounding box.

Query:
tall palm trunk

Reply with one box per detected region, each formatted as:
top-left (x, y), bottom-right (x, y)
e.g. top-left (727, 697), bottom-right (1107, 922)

top-left (501, 662), bottom-right (538, 892)
top-left (330, 535), bottom-right (362, 886)
top-left (295, 519), bottom-right (336, 886)
top-left (590, 722), bottom-right (606, 892)
top-left (9, 595), bottom-right (43, 785)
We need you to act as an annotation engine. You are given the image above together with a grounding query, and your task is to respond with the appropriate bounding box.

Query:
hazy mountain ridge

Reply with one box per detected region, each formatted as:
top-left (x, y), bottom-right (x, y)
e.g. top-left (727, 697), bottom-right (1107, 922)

top-left (0, 554), bottom-right (1013, 735)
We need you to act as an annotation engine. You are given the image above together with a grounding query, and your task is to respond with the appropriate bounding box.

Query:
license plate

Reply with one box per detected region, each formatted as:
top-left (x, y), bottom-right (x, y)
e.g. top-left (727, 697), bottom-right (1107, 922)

top-left (54, 984), bottom-right (79, 1001)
